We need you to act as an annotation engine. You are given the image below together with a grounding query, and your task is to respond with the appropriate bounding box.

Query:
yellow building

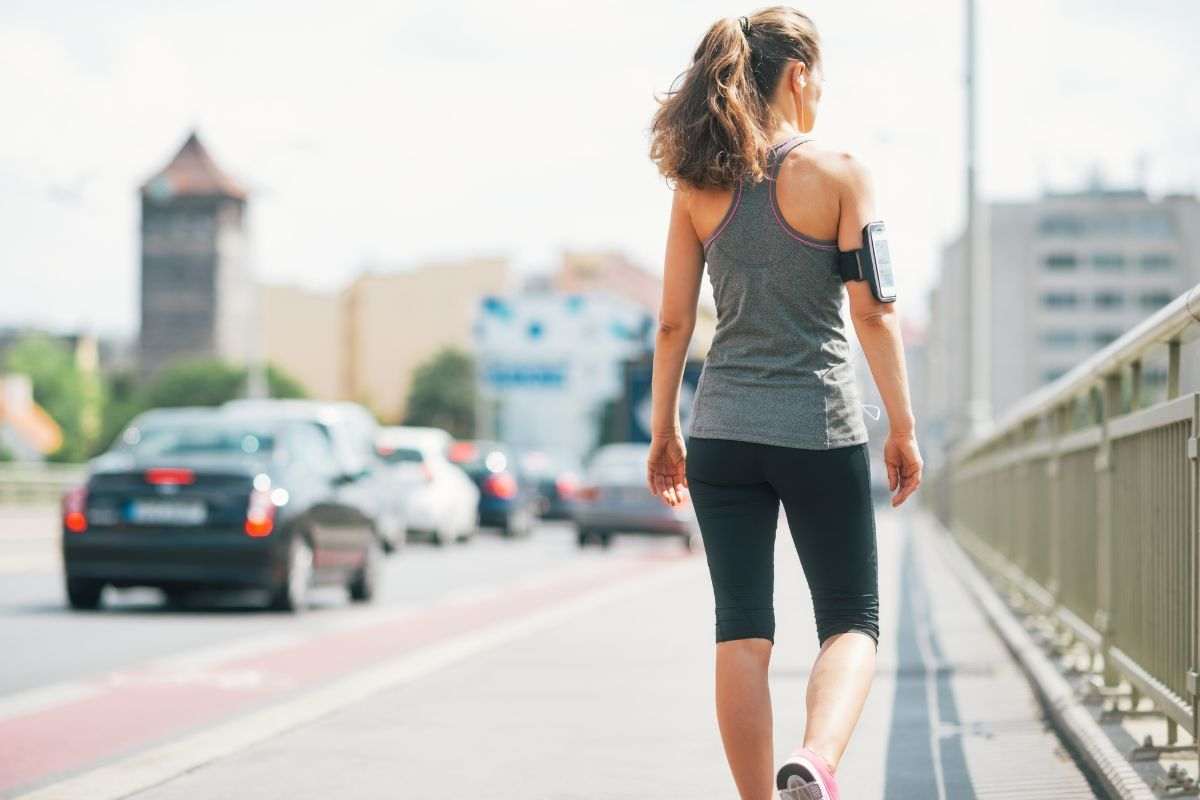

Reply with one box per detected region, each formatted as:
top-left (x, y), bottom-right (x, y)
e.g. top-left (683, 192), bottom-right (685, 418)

top-left (261, 258), bottom-right (510, 422)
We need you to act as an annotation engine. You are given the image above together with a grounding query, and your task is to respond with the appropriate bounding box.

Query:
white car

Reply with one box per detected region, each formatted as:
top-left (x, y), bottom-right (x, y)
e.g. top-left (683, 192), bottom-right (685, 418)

top-left (375, 426), bottom-right (479, 545)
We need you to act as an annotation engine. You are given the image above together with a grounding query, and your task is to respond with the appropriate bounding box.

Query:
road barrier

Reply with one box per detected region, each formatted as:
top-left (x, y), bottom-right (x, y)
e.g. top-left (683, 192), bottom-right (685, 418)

top-left (0, 463), bottom-right (85, 506)
top-left (938, 282), bottom-right (1200, 756)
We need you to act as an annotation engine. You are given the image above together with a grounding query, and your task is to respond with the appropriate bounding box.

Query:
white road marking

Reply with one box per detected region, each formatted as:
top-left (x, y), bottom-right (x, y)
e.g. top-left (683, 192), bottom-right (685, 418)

top-left (15, 559), bottom-right (695, 800)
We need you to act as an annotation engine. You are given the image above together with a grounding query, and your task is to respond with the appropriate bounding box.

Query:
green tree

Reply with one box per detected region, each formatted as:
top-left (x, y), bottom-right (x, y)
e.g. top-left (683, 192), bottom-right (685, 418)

top-left (403, 348), bottom-right (476, 437)
top-left (94, 368), bottom-right (147, 455)
top-left (4, 334), bottom-right (96, 462)
top-left (140, 359), bottom-right (246, 409)
top-left (265, 363), bottom-right (308, 399)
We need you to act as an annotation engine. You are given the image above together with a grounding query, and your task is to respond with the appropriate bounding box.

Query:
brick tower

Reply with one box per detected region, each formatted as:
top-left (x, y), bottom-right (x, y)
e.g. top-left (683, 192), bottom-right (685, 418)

top-left (138, 131), bottom-right (257, 378)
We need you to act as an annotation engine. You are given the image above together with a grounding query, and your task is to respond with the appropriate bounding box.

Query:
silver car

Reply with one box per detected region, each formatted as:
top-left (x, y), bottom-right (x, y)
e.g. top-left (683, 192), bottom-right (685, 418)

top-left (571, 443), bottom-right (699, 550)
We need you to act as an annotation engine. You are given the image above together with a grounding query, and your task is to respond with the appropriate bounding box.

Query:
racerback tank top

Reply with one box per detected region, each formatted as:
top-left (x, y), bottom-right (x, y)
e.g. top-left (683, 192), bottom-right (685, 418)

top-left (689, 135), bottom-right (869, 450)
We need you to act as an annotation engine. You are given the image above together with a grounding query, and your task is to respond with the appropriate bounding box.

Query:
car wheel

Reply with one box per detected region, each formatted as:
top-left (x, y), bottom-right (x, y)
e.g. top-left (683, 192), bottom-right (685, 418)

top-left (66, 578), bottom-right (103, 611)
top-left (270, 536), bottom-right (313, 613)
top-left (349, 538), bottom-right (381, 603)
top-left (681, 533), bottom-right (697, 552)
top-left (430, 528), bottom-right (446, 547)
top-left (575, 528), bottom-right (592, 548)
top-left (599, 533), bottom-right (614, 549)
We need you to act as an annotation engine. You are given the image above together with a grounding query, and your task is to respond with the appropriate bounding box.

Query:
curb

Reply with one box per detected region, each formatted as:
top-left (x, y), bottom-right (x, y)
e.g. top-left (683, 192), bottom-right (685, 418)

top-left (926, 516), bottom-right (1156, 800)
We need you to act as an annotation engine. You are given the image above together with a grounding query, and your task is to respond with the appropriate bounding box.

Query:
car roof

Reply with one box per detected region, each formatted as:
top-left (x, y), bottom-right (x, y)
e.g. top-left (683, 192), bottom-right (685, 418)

top-left (377, 426), bottom-right (452, 450)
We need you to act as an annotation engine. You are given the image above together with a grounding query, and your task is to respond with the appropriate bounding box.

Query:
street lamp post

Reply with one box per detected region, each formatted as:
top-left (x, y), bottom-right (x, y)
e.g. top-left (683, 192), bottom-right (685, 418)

top-left (963, 0), bottom-right (993, 438)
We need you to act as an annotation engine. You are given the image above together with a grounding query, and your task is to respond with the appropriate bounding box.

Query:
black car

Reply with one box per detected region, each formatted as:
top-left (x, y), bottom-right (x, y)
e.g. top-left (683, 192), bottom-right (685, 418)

top-left (61, 410), bottom-right (381, 612)
top-left (446, 440), bottom-right (538, 537)
top-left (517, 448), bottom-right (582, 520)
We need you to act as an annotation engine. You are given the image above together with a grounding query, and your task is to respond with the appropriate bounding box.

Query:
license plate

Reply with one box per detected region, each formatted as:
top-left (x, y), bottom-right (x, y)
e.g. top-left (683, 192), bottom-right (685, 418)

top-left (127, 499), bottom-right (207, 526)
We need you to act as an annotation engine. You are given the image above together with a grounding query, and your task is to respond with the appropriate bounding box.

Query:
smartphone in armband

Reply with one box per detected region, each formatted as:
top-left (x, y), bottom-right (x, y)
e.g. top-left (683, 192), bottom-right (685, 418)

top-left (837, 221), bottom-right (897, 303)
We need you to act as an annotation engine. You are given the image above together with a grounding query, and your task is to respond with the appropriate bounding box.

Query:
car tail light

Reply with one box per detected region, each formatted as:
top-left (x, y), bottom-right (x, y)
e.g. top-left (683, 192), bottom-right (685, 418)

top-left (244, 487), bottom-right (276, 538)
top-left (421, 462), bottom-right (434, 483)
top-left (555, 472), bottom-right (579, 499)
top-left (575, 485), bottom-right (600, 502)
top-left (145, 468), bottom-right (195, 486)
top-left (63, 485), bottom-right (88, 533)
top-left (483, 472), bottom-right (518, 499)
top-left (447, 441), bottom-right (476, 464)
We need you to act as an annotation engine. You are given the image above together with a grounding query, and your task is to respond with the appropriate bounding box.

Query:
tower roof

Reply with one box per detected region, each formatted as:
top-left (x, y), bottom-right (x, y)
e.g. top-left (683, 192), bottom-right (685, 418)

top-left (141, 131), bottom-right (246, 201)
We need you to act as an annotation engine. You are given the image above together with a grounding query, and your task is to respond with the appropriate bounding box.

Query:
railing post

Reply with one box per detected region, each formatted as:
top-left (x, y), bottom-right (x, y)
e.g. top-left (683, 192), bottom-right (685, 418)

top-left (1095, 374), bottom-right (1122, 687)
top-left (1168, 338), bottom-right (1182, 401)
top-left (1047, 405), bottom-right (1068, 603)
top-left (1190, 392), bottom-right (1200, 747)
top-left (1130, 358), bottom-right (1143, 410)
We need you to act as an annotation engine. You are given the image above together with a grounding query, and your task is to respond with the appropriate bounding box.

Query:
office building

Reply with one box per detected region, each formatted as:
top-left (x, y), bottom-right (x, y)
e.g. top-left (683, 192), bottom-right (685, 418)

top-left (923, 186), bottom-right (1200, 453)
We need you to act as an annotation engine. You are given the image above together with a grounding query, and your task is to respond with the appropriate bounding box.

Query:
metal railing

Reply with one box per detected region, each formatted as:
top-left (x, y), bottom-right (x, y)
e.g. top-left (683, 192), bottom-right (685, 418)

top-left (941, 282), bottom-right (1200, 751)
top-left (0, 463), bottom-right (86, 506)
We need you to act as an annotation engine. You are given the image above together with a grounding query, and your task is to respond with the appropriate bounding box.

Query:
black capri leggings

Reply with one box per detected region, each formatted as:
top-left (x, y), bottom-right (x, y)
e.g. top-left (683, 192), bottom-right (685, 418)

top-left (685, 436), bottom-right (879, 648)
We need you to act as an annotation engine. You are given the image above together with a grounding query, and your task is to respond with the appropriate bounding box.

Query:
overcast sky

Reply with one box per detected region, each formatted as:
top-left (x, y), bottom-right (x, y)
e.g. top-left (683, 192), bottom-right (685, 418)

top-left (2, 0), bottom-right (1197, 338)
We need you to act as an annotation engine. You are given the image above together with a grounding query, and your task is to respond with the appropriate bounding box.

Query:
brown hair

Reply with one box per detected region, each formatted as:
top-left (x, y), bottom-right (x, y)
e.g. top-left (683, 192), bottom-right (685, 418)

top-left (649, 7), bottom-right (822, 190)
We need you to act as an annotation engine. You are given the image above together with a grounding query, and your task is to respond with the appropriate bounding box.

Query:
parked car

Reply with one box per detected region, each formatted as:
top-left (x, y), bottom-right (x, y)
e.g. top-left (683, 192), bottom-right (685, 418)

top-left (571, 442), bottom-right (699, 550)
top-left (62, 410), bottom-right (381, 612)
top-left (222, 399), bottom-right (406, 552)
top-left (516, 447), bottom-right (582, 520)
top-left (446, 440), bottom-right (538, 537)
top-left (375, 426), bottom-right (479, 546)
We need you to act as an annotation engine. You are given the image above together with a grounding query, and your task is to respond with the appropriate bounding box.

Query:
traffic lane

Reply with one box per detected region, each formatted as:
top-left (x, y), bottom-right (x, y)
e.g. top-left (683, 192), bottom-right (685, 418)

top-left (0, 508), bottom-right (59, 576)
top-left (0, 535), bottom-right (690, 797)
top-left (0, 521), bottom-right (594, 697)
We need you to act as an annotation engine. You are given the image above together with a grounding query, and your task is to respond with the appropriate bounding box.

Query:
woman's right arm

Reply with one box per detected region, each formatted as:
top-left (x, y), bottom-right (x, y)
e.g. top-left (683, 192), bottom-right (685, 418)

top-left (835, 154), bottom-right (923, 507)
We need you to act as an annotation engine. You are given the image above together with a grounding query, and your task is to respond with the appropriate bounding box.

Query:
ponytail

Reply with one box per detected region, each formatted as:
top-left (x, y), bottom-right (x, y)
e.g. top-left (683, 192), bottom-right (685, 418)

top-left (650, 7), bottom-right (822, 191)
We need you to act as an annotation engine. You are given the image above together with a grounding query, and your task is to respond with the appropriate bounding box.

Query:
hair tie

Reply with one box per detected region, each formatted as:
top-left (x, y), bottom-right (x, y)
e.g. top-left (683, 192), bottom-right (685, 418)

top-left (738, 16), bottom-right (751, 36)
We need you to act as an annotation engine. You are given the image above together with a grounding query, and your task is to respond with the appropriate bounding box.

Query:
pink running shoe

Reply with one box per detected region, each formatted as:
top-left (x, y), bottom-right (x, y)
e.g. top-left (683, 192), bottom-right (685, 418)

top-left (776, 747), bottom-right (839, 800)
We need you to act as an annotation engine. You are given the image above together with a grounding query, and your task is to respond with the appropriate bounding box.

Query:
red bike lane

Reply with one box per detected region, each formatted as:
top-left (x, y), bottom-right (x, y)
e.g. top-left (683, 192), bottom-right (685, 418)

top-left (0, 550), bottom-right (684, 796)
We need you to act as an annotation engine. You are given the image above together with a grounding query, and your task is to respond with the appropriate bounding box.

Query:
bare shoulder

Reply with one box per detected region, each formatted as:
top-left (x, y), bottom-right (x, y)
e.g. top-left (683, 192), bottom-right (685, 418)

top-left (789, 143), bottom-right (872, 193)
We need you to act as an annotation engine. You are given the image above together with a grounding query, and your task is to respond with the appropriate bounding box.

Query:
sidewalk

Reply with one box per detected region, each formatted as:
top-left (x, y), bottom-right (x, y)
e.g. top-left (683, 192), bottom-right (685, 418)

top-left (41, 509), bottom-right (1096, 799)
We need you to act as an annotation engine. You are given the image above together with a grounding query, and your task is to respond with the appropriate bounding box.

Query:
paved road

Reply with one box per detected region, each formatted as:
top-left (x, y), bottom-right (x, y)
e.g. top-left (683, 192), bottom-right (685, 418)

top-left (0, 505), bottom-right (1099, 799)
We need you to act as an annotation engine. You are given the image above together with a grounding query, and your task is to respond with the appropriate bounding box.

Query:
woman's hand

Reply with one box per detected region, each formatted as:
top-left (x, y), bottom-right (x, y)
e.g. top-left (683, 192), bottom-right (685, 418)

top-left (647, 434), bottom-right (689, 507)
top-left (884, 431), bottom-right (923, 507)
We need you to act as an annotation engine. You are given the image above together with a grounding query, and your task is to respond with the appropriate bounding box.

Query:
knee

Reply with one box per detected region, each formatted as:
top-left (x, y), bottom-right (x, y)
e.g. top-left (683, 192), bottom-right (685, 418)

top-left (716, 637), bottom-right (773, 667)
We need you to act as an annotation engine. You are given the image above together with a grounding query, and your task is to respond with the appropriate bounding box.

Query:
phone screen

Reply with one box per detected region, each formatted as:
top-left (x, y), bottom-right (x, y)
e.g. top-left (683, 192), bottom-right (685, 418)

top-left (870, 226), bottom-right (896, 298)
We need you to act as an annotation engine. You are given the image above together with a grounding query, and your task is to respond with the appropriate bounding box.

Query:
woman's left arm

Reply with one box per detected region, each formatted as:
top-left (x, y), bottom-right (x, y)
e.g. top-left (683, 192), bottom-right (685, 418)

top-left (647, 188), bottom-right (704, 507)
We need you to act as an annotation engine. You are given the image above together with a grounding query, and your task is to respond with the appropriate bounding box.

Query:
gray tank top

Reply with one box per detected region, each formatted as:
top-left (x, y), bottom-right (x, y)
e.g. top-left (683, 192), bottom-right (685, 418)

top-left (689, 135), bottom-right (869, 450)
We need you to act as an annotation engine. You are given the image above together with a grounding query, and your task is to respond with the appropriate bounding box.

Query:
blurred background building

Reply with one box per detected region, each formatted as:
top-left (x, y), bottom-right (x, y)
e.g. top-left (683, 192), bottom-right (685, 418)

top-left (918, 184), bottom-right (1200, 463)
top-left (261, 258), bottom-right (511, 422)
top-left (138, 132), bottom-right (258, 379)
top-left (472, 288), bottom-right (654, 461)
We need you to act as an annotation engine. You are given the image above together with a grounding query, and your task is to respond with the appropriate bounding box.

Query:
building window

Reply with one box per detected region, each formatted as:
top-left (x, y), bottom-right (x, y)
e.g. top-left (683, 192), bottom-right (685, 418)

top-left (1044, 253), bottom-right (1078, 271)
top-left (1041, 292), bottom-right (1078, 308)
top-left (1038, 215), bottom-right (1082, 236)
top-left (1140, 291), bottom-right (1173, 310)
top-left (1093, 291), bottom-right (1124, 309)
top-left (1139, 253), bottom-right (1173, 271)
top-left (1091, 253), bottom-right (1124, 271)
top-left (1092, 330), bottom-right (1121, 347)
top-left (1039, 329), bottom-right (1078, 348)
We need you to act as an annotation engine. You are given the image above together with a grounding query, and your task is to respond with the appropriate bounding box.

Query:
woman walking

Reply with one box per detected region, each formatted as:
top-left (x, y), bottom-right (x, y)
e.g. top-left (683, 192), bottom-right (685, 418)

top-left (646, 7), bottom-right (923, 799)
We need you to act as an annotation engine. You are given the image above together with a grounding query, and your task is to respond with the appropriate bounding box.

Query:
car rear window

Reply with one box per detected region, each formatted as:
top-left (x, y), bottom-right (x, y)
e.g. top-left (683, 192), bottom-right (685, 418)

top-left (127, 424), bottom-right (275, 458)
top-left (377, 446), bottom-right (424, 464)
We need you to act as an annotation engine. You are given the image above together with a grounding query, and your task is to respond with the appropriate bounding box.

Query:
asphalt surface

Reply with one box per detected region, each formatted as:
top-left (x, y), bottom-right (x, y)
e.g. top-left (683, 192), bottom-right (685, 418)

top-left (0, 508), bottom-right (604, 696)
top-left (0, 505), bottom-right (1099, 799)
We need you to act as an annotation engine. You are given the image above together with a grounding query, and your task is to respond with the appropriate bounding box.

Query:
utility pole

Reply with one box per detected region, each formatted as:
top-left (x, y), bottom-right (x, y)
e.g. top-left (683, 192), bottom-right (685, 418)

top-left (963, 0), bottom-right (992, 438)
